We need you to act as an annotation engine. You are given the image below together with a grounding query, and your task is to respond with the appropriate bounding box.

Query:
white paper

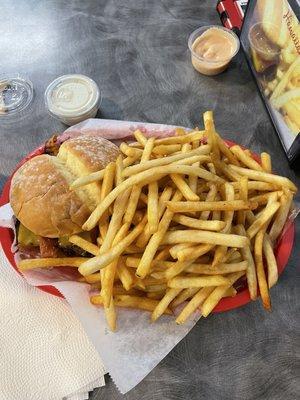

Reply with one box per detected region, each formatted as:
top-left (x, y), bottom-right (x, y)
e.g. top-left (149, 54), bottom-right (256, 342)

top-left (0, 249), bottom-right (106, 400)
top-left (0, 119), bottom-right (201, 394)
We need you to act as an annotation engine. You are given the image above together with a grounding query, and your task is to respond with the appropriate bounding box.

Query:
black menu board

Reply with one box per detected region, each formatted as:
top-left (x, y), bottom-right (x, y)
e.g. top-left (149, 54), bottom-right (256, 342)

top-left (240, 0), bottom-right (300, 166)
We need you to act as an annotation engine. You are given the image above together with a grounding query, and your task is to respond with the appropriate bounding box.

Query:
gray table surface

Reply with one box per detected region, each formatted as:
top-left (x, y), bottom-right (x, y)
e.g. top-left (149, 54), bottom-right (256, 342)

top-left (0, 1), bottom-right (299, 399)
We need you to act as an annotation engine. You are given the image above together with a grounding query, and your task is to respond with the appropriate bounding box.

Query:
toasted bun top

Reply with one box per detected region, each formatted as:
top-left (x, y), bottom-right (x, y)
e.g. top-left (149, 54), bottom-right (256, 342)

top-left (10, 136), bottom-right (120, 238)
top-left (58, 136), bottom-right (120, 172)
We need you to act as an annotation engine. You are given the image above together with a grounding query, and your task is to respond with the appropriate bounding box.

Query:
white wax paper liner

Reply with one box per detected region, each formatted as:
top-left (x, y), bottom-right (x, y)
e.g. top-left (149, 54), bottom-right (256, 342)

top-left (0, 119), bottom-right (200, 394)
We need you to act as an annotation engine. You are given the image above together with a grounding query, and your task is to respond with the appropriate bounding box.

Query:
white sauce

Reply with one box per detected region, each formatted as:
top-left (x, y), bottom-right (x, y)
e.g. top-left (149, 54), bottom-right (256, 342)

top-left (45, 74), bottom-right (101, 126)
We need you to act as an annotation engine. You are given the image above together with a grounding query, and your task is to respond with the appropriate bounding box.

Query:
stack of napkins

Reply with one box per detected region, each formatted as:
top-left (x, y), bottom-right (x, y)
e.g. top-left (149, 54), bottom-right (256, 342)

top-left (0, 249), bottom-right (106, 400)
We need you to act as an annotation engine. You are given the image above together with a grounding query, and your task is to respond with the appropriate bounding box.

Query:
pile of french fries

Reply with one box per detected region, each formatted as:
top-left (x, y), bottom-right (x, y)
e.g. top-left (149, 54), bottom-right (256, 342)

top-left (19, 111), bottom-right (297, 331)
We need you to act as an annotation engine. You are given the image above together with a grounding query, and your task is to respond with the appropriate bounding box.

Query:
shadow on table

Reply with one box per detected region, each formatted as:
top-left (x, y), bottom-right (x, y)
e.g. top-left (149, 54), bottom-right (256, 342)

top-left (96, 98), bottom-right (124, 121)
top-left (0, 174), bottom-right (8, 193)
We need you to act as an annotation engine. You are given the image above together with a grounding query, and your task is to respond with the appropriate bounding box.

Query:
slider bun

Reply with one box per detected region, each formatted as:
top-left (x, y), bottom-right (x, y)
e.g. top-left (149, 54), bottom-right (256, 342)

top-left (10, 136), bottom-right (120, 238)
top-left (257, 0), bottom-right (289, 48)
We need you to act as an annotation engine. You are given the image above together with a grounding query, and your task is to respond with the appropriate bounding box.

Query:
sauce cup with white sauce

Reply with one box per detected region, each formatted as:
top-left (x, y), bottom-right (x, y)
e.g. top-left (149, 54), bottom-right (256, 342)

top-left (188, 25), bottom-right (240, 76)
top-left (45, 74), bottom-right (101, 126)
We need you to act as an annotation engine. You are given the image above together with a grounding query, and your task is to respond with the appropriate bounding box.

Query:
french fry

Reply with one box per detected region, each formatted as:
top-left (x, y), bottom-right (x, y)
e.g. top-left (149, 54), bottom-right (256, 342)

top-left (212, 182), bottom-right (234, 267)
top-left (263, 234), bottom-right (278, 288)
top-left (70, 169), bottom-right (105, 189)
top-left (177, 243), bottom-right (214, 262)
top-left (133, 129), bottom-right (147, 146)
top-left (112, 285), bottom-right (142, 296)
top-left (122, 145), bottom-right (210, 177)
top-left (237, 177), bottom-right (248, 225)
top-left (246, 202), bottom-right (281, 239)
top-left (170, 243), bottom-right (194, 259)
top-left (234, 225), bottom-right (257, 300)
top-left (146, 291), bottom-right (166, 300)
top-left (224, 287), bottom-right (237, 297)
top-left (128, 141), bottom-right (144, 148)
top-left (255, 229), bottom-right (271, 311)
top-left (162, 230), bottom-right (249, 248)
top-left (126, 255), bottom-right (159, 267)
top-left (168, 275), bottom-right (230, 289)
top-left (141, 137), bottom-right (155, 161)
top-left (101, 162), bottom-right (116, 201)
top-left (224, 249), bottom-right (241, 263)
top-left (18, 257), bottom-right (89, 270)
top-left (123, 153), bottom-right (141, 167)
top-left (269, 191), bottom-right (293, 243)
top-left (170, 174), bottom-right (200, 201)
top-left (123, 138), bottom-right (155, 225)
top-left (69, 235), bottom-right (100, 256)
top-left (166, 200), bottom-right (257, 213)
top-left (199, 184), bottom-right (217, 220)
top-left (153, 130), bottom-right (205, 146)
top-left (171, 287), bottom-right (199, 308)
top-left (211, 153), bottom-right (241, 181)
top-left (212, 246), bottom-right (227, 268)
top-left (154, 246), bottom-right (171, 262)
top-left (147, 181), bottom-right (159, 233)
top-left (80, 272), bottom-right (102, 284)
top-left (212, 209), bottom-right (221, 221)
top-left (136, 186), bottom-right (173, 248)
top-left (164, 260), bottom-right (196, 280)
top-left (176, 287), bottom-right (215, 324)
top-left (117, 258), bottom-right (134, 290)
top-left (175, 127), bottom-right (186, 136)
top-left (101, 225), bottom-right (130, 307)
top-left (207, 162), bottom-right (216, 174)
top-left (91, 295), bottom-right (173, 314)
top-left (261, 152), bottom-right (272, 173)
top-left (151, 288), bottom-right (181, 321)
top-left (139, 192), bottom-right (148, 205)
top-left (229, 165), bottom-right (297, 192)
top-left (182, 143), bottom-right (192, 152)
top-left (123, 185), bottom-right (143, 224)
top-left (216, 135), bottom-right (240, 166)
top-left (172, 214), bottom-right (225, 231)
top-left (203, 111), bottom-right (220, 159)
top-left (115, 155), bottom-right (124, 186)
top-left (185, 261), bottom-right (247, 275)
top-left (131, 210), bottom-right (144, 225)
top-left (249, 191), bottom-right (282, 205)
top-left (230, 145), bottom-right (264, 171)
top-left (172, 155), bottom-right (211, 166)
top-left (153, 144), bottom-right (182, 155)
top-left (104, 298), bottom-right (117, 331)
top-left (79, 217), bottom-right (146, 276)
top-left (144, 283), bottom-right (167, 292)
top-left (135, 191), bottom-right (182, 278)
top-left (120, 143), bottom-right (143, 158)
top-left (188, 140), bottom-right (200, 193)
top-left (99, 162), bottom-right (116, 238)
top-left (201, 271), bottom-right (245, 317)
top-left (231, 181), bottom-right (280, 191)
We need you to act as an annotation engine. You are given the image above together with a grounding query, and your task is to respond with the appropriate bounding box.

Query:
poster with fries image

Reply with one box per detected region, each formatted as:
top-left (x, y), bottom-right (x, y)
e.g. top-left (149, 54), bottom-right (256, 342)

top-left (240, 0), bottom-right (300, 161)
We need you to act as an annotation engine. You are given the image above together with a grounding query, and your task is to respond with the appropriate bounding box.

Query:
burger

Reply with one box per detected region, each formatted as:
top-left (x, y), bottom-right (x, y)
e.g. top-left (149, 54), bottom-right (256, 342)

top-left (9, 135), bottom-right (120, 258)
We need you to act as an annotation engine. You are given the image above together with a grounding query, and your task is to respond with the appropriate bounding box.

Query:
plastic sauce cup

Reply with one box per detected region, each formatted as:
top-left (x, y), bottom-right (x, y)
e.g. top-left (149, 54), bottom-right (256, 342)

top-left (45, 74), bottom-right (101, 126)
top-left (188, 26), bottom-right (240, 76)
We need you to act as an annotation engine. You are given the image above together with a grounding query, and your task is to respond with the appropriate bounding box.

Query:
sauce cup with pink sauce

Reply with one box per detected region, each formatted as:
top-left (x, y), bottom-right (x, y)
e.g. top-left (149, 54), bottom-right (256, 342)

top-left (188, 25), bottom-right (240, 76)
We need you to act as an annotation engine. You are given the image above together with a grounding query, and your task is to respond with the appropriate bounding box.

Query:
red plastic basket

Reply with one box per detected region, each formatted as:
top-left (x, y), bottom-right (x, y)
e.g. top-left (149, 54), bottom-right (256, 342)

top-left (0, 142), bottom-right (295, 311)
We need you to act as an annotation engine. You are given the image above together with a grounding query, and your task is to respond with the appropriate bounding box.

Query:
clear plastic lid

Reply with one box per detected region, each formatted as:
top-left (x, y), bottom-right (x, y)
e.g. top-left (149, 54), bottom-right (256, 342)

top-left (45, 74), bottom-right (101, 119)
top-left (0, 75), bottom-right (34, 116)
